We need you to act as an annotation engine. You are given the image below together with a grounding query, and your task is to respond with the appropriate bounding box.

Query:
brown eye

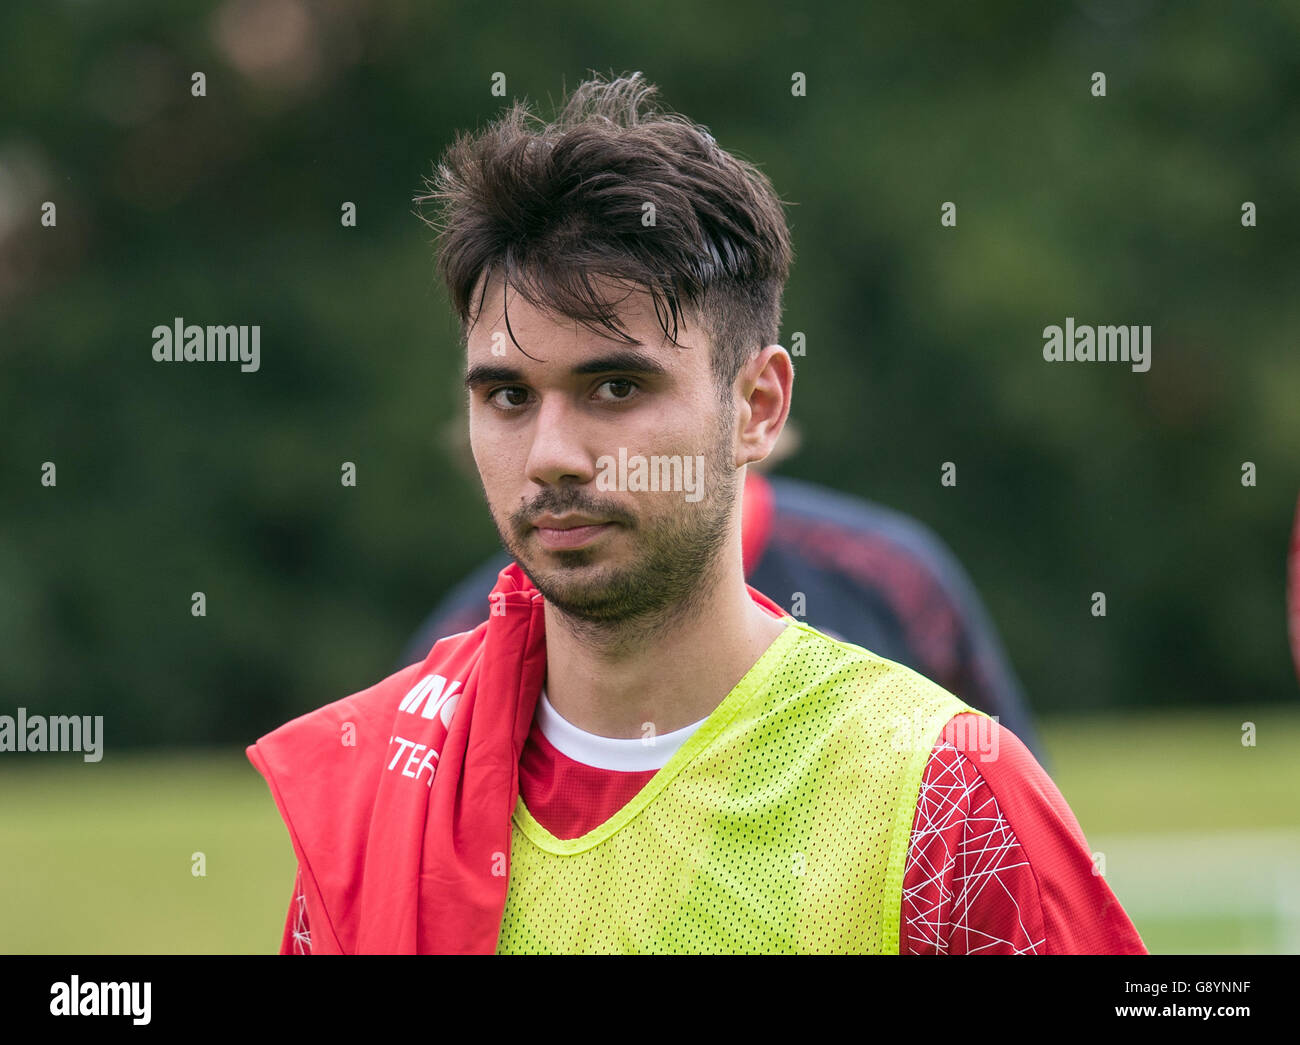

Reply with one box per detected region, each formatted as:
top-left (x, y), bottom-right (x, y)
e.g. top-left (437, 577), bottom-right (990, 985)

top-left (489, 387), bottom-right (529, 408)
top-left (596, 378), bottom-right (637, 401)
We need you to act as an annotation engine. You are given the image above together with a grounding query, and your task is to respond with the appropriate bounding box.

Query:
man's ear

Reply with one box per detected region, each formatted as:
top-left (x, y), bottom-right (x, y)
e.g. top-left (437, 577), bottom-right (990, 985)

top-left (752, 417), bottom-right (802, 473)
top-left (735, 344), bottom-right (793, 468)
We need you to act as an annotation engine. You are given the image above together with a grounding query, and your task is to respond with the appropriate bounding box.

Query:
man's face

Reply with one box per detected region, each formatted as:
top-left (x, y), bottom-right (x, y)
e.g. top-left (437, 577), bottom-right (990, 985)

top-left (464, 273), bottom-right (740, 626)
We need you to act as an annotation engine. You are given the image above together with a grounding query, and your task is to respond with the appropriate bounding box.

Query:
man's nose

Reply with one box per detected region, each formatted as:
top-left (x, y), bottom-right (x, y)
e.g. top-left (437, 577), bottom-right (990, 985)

top-left (524, 395), bottom-right (598, 486)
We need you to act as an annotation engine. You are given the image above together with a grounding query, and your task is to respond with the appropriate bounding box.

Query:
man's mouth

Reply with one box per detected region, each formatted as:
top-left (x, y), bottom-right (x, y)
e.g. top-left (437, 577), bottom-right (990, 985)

top-left (531, 515), bottom-right (617, 550)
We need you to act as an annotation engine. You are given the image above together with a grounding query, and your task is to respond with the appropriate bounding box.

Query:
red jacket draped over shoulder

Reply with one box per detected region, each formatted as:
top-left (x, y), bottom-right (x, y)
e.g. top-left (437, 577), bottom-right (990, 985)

top-left (246, 560), bottom-right (789, 954)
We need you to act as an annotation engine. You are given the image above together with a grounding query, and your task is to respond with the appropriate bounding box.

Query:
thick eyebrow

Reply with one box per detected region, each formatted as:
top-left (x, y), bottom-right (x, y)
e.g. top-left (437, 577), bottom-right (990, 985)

top-left (463, 349), bottom-right (670, 391)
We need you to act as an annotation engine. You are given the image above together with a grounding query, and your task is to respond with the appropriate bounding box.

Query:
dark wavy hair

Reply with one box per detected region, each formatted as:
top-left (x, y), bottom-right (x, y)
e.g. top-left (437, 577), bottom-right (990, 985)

top-left (414, 71), bottom-right (794, 398)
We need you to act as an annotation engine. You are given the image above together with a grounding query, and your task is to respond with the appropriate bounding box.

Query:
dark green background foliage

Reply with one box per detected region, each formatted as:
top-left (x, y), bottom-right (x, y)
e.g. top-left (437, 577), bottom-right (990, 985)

top-left (2, 1), bottom-right (1296, 746)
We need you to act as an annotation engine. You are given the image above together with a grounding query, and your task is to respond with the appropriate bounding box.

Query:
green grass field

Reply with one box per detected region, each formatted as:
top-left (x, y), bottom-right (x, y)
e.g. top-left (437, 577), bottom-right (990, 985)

top-left (2, 707), bottom-right (1296, 953)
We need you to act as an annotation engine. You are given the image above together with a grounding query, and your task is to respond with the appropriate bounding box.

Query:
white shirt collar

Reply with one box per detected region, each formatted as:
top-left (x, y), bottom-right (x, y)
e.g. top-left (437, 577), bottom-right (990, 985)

top-left (535, 686), bottom-right (708, 772)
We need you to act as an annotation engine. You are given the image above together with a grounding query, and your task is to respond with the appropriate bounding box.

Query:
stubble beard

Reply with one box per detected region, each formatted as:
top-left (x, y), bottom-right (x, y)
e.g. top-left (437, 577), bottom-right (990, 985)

top-left (488, 424), bottom-right (739, 652)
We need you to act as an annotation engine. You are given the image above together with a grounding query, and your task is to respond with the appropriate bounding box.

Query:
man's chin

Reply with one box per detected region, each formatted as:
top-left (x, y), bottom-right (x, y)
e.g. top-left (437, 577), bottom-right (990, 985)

top-left (514, 558), bottom-right (648, 621)
top-left (519, 559), bottom-right (613, 598)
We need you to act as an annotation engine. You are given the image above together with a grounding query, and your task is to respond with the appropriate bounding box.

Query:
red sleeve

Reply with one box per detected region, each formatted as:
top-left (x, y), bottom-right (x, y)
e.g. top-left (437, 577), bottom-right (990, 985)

top-left (901, 713), bottom-right (1147, 955)
top-left (278, 867), bottom-right (312, 955)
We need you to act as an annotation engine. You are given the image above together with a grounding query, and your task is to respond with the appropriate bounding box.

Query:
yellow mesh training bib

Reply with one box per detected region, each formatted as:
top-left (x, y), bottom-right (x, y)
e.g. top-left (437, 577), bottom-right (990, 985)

top-left (496, 620), bottom-right (986, 954)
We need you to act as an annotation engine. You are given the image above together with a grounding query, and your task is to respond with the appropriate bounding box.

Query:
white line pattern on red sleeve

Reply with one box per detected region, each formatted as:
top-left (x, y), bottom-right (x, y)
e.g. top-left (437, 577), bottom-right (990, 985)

top-left (901, 738), bottom-right (1046, 955)
top-left (291, 887), bottom-right (312, 955)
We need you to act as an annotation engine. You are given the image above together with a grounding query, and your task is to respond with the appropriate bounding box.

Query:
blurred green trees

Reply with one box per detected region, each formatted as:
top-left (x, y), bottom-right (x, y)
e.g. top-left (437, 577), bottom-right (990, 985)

top-left (1, 1), bottom-right (1295, 745)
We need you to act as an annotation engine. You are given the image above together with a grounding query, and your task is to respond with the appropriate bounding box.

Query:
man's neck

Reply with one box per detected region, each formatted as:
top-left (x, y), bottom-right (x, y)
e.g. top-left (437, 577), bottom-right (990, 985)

top-left (541, 552), bottom-right (790, 740)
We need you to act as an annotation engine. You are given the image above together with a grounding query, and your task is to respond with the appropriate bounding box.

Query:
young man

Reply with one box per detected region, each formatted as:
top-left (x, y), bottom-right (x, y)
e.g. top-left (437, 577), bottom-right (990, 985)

top-left (247, 72), bottom-right (1145, 954)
